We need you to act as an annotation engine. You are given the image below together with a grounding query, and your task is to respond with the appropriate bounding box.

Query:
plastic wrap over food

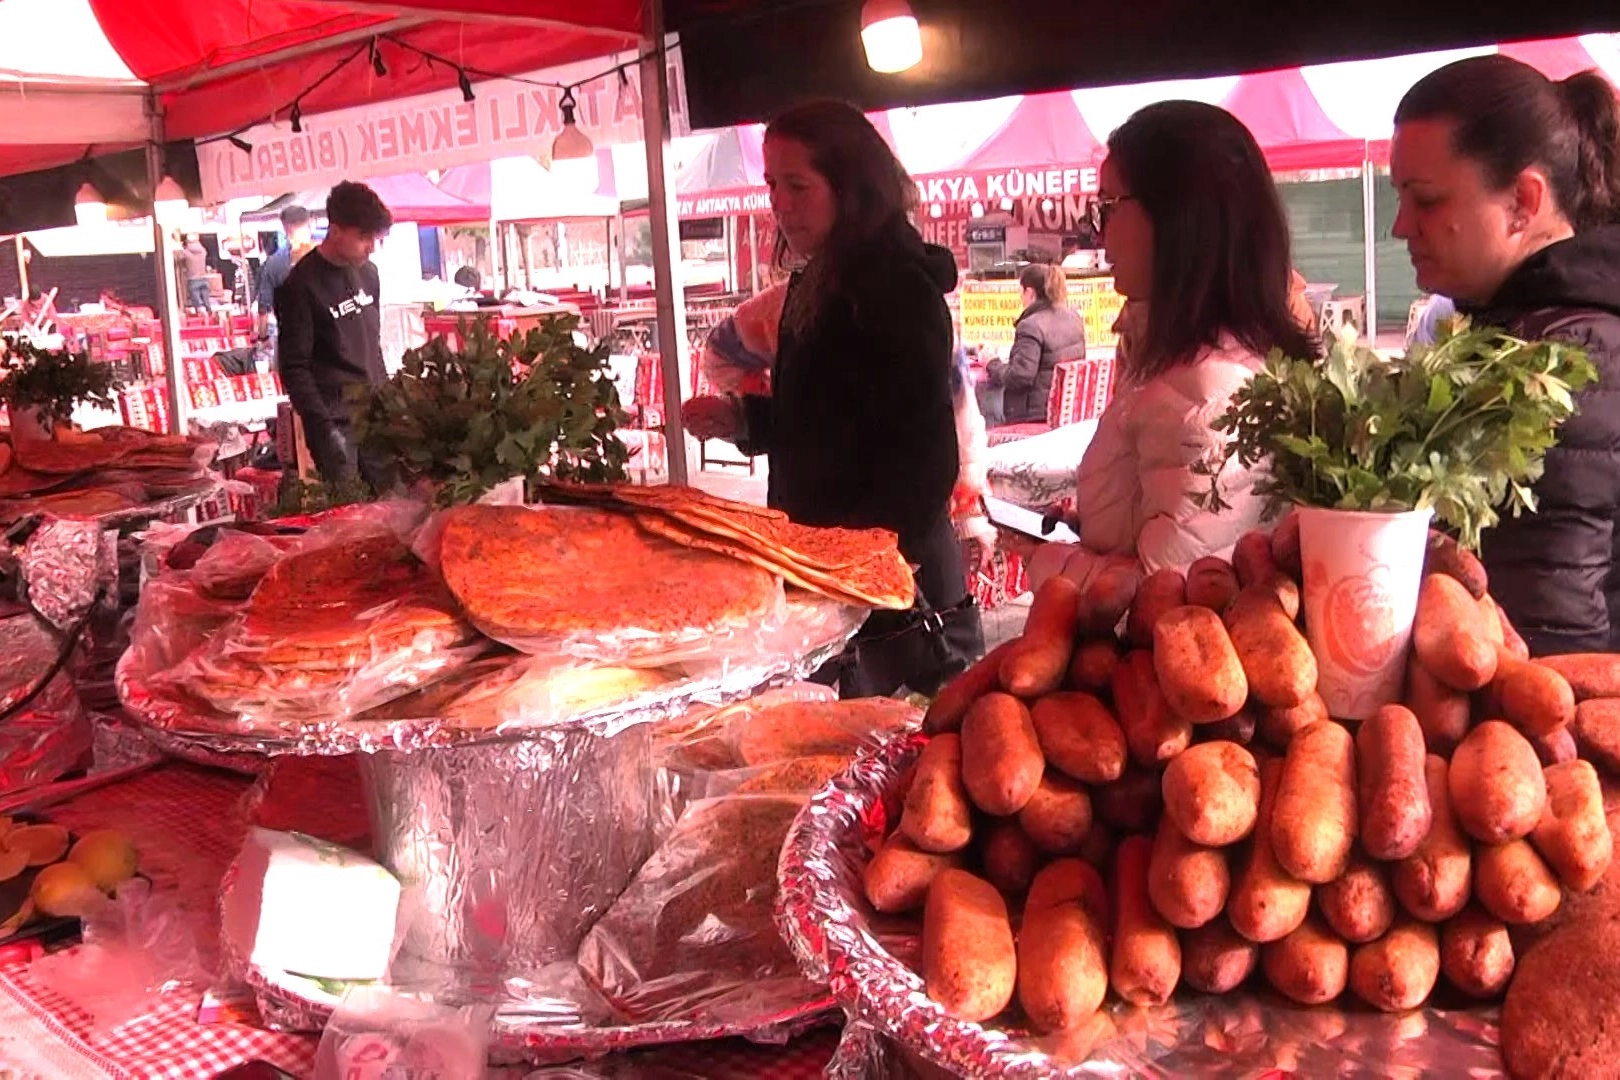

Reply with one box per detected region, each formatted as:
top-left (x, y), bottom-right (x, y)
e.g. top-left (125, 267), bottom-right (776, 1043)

top-left (118, 589), bottom-right (866, 757)
top-left (577, 793), bottom-right (835, 1030)
top-left (660, 692), bottom-right (921, 777)
top-left (777, 735), bottom-right (1508, 1079)
top-left (17, 515), bottom-right (117, 630)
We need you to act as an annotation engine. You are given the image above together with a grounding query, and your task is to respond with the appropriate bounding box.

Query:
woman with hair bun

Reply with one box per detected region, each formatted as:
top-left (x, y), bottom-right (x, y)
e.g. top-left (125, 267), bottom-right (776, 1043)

top-left (1392, 55), bottom-right (1620, 654)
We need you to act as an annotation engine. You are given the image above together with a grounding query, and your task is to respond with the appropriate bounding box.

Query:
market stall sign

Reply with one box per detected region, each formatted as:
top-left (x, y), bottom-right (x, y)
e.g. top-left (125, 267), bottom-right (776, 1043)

top-left (960, 279), bottom-right (1124, 351)
top-left (197, 47), bottom-right (690, 203)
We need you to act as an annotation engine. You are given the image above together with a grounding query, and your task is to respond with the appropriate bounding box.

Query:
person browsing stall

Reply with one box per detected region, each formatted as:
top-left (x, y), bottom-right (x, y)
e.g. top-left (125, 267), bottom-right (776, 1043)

top-left (257, 205), bottom-right (315, 343)
top-left (1021, 101), bottom-right (1319, 592)
top-left (682, 100), bottom-right (978, 694)
top-left (1392, 55), bottom-right (1620, 654)
top-left (274, 181), bottom-right (395, 490)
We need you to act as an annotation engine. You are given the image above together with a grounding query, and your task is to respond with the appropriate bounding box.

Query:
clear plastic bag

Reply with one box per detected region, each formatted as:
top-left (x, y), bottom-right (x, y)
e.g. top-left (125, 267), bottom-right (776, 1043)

top-left (575, 793), bottom-right (828, 1029)
top-left (660, 690), bottom-right (920, 774)
top-left (312, 984), bottom-right (493, 1080)
top-left (29, 878), bottom-right (207, 1036)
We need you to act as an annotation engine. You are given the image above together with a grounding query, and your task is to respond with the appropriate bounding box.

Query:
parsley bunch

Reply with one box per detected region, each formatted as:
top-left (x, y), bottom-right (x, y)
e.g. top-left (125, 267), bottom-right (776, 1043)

top-left (357, 313), bottom-right (629, 508)
top-left (1197, 320), bottom-right (1597, 550)
top-left (0, 340), bottom-right (121, 428)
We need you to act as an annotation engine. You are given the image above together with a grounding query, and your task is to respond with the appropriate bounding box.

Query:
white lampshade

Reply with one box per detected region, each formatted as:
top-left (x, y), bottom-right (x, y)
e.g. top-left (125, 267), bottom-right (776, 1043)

top-left (74, 182), bottom-right (107, 227)
top-left (153, 175), bottom-right (189, 224)
top-left (861, 0), bottom-right (923, 74)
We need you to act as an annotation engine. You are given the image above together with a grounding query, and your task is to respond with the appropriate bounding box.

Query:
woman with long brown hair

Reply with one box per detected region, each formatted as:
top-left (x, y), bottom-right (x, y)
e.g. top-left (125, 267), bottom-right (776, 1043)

top-left (1024, 100), bottom-right (1317, 591)
top-left (1392, 55), bottom-right (1620, 654)
top-left (683, 100), bottom-right (977, 694)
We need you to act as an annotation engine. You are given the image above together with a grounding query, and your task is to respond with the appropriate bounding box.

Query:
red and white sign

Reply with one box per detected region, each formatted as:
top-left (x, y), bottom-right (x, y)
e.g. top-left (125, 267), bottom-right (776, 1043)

top-left (198, 47), bottom-right (689, 203)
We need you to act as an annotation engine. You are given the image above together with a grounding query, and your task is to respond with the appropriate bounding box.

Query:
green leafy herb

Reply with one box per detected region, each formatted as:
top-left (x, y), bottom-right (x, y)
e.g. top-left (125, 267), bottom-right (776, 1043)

top-left (356, 313), bottom-right (630, 507)
top-left (274, 473), bottom-right (375, 517)
top-left (0, 340), bottom-right (121, 428)
top-left (1195, 319), bottom-right (1597, 550)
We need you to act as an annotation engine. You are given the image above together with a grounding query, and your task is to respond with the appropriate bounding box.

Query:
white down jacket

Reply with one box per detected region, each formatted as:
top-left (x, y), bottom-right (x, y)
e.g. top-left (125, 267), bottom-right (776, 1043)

top-left (1027, 336), bottom-right (1273, 588)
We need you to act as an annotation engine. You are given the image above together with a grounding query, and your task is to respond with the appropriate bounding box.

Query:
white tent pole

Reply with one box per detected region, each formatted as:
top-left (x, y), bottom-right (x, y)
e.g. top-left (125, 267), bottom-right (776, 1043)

top-left (144, 93), bottom-right (186, 435)
top-left (1362, 154), bottom-right (1378, 345)
top-left (641, 0), bottom-right (690, 485)
top-left (617, 214), bottom-right (629, 303)
top-left (489, 214), bottom-right (503, 292)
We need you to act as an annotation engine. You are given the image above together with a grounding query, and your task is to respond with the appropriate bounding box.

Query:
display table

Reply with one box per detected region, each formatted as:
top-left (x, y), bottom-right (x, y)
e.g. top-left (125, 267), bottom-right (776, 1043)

top-left (985, 419), bottom-right (1098, 510)
top-left (0, 761), bottom-right (842, 1079)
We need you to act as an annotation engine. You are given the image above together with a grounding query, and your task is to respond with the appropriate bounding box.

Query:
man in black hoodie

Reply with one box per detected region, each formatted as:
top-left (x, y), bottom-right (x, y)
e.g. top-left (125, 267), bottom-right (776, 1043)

top-left (275, 181), bottom-right (394, 489)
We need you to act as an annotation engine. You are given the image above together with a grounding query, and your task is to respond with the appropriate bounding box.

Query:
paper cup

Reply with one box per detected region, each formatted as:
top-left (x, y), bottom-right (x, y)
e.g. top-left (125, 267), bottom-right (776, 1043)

top-left (1295, 505), bottom-right (1434, 720)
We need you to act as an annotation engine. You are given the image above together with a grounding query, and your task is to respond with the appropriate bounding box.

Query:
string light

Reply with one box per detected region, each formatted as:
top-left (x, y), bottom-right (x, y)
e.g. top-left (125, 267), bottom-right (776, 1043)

top-left (290, 103), bottom-right (303, 134)
top-left (458, 69), bottom-right (475, 103)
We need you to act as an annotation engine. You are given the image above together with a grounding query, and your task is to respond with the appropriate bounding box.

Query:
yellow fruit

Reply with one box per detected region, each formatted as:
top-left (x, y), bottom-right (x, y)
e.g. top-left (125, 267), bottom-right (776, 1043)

top-left (7, 824), bottom-right (69, 867)
top-left (68, 830), bottom-right (139, 891)
top-left (30, 863), bottom-right (101, 918)
top-left (0, 845), bottom-right (26, 883)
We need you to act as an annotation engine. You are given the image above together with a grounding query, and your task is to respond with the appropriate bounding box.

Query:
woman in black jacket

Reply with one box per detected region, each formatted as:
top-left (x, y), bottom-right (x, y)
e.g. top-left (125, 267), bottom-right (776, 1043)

top-left (992, 262), bottom-right (1087, 426)
top-left (1393, 55), bottom-right (1620, 654)
top-left (684, 101), bottom-right (977, 693)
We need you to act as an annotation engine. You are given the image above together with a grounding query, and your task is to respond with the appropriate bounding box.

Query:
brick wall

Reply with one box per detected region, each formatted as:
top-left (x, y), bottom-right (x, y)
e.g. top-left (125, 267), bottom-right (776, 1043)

top-left (0, 243), bottom-right (160, 312)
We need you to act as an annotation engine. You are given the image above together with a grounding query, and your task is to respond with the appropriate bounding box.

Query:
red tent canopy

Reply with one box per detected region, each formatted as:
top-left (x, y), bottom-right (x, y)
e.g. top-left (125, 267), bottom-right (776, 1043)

top-left (956, 92), bottom-right (1103, 172)
top-left (85, 0), bottom-right (642, 142)
top-left (1220, 67), bottom-right (1366, 171)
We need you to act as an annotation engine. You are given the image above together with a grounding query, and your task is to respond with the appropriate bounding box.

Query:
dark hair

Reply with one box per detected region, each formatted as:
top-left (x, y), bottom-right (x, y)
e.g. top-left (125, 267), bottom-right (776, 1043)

top-left (764, 100), bottom-right (918, 335)
top-left (1107, 101), bottom-right (1316, 377)
top-left (1019, 262), bottom-right (1067, 305)
top-left (1395, 55), bottom-right (1620, 230)
top-left (326, 181), bottom-right (393, 234)
top-left (453, 265), bottom-right (482, 290)
top-left (280, 205), bottom-right (311, 230)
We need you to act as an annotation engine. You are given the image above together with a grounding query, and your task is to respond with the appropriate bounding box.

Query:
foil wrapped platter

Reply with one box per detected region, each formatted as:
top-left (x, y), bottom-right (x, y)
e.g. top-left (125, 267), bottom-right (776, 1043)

top-left (777, 735), bottom-right (1507, 1079)
top-left (116, 593), bottom-right (865, 758)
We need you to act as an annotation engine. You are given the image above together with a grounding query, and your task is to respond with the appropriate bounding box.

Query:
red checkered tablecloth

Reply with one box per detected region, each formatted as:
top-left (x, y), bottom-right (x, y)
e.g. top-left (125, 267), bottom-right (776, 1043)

top-left (0, 762), bottom-right (843, 1079)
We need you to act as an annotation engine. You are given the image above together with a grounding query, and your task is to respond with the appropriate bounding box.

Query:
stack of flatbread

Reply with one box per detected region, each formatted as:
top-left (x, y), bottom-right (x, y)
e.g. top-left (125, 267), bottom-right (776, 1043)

top-left (438, 504), bottom-right (783, 659)
top-left (0, 427), bottom-right (214, 521)
top-left (538, 483), bottom-right (916, 611)
top-left (163, 529), bottom-right (481, 716)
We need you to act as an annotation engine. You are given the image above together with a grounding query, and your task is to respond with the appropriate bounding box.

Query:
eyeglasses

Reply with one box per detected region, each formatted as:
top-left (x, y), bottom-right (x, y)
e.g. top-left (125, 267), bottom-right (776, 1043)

top-left (1092, 194), bottom-right (1136, 230)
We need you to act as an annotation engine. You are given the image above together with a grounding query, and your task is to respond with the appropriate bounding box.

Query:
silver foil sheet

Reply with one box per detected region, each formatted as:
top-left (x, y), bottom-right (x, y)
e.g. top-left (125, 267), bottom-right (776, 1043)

top-left (0, 613), bottom-right (92, 795)
top-left (777, 735), bottom-right (1508, 1079)
top-left (361, 724), bottom-right (656, 974)
top-left (17, 515), bottom-right (118, 630)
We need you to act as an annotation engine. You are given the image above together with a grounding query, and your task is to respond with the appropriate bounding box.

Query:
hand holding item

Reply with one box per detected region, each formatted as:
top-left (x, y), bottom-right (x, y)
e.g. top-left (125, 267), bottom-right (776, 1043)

top-left (683, 395), bottom-right (742, 442)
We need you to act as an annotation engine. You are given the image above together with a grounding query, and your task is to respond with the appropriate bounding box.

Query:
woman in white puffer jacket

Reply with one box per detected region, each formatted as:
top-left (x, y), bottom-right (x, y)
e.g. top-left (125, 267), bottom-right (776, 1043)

top-left (1026, 101), bottom-right (1319, 591)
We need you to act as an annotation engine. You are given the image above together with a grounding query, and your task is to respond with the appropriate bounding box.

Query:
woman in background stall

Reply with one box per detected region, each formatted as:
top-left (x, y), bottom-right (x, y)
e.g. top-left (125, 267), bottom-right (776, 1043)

top-left (1392, 55), bottom-right (1620, 654)
top-left (1021, 100), bottom-right (1319, 592)
top-left (987, 262), bottom-right (1087, 427)
top-left (682, 100), bottom-right (979, 695)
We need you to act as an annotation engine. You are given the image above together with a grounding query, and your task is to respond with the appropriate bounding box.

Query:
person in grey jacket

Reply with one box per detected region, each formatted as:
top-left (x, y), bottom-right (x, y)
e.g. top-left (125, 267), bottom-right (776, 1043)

top-left (992, 262), bottom-right (1087, 425)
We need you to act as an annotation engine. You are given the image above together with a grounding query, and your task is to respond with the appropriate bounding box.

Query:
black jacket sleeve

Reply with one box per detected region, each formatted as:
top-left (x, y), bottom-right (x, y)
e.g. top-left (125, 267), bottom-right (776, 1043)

top-left (843, 266), bottom-right (959, 544)
top-left (737, 393), bottom-right (773, 457)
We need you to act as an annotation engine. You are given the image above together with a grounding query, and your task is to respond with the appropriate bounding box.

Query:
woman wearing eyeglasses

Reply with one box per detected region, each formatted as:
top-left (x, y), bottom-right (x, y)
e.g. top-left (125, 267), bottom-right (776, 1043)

top-left (1023, 101), bottom-right (1319, 593)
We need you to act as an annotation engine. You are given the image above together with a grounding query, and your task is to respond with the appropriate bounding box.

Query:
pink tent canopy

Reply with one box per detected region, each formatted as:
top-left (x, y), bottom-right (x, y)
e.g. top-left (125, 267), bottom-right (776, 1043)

top-left (1219, 67), bottom-right (1364, 171)
top-left (367, 171), bottom-right (488, 225)
top-left (956, 92), bottom-right (1103, 172)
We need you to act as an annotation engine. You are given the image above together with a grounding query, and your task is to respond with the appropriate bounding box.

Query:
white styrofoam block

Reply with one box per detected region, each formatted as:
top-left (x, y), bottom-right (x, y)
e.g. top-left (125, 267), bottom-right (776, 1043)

top-left (220, 828), bottom-right (401, 982)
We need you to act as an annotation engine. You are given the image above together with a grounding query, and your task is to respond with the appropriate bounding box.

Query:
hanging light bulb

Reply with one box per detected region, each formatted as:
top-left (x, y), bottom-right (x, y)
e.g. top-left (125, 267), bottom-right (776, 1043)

top-left (550, 88), bottom-right (599, 193)
top-left (458, 69), bottom-right (475, 103)
top-left (370, 41), bottom-right (388, 78)
top-left (860, 0), bottom-right (923, 74)
top-left (153, 175), bottom-right (189, 224)
top-left (290, 102), bottom-right (304, 135)
top-left (74, 182), bottom-right (106, 227)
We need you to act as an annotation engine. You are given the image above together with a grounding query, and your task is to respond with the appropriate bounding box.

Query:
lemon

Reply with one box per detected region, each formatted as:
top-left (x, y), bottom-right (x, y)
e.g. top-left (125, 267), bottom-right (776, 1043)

top-left (30, 863), bottom-right (101, 917)
top-left (68, 830), bottom-right (139, 891)
top-left (0, 844), bottom-right (26, 883)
